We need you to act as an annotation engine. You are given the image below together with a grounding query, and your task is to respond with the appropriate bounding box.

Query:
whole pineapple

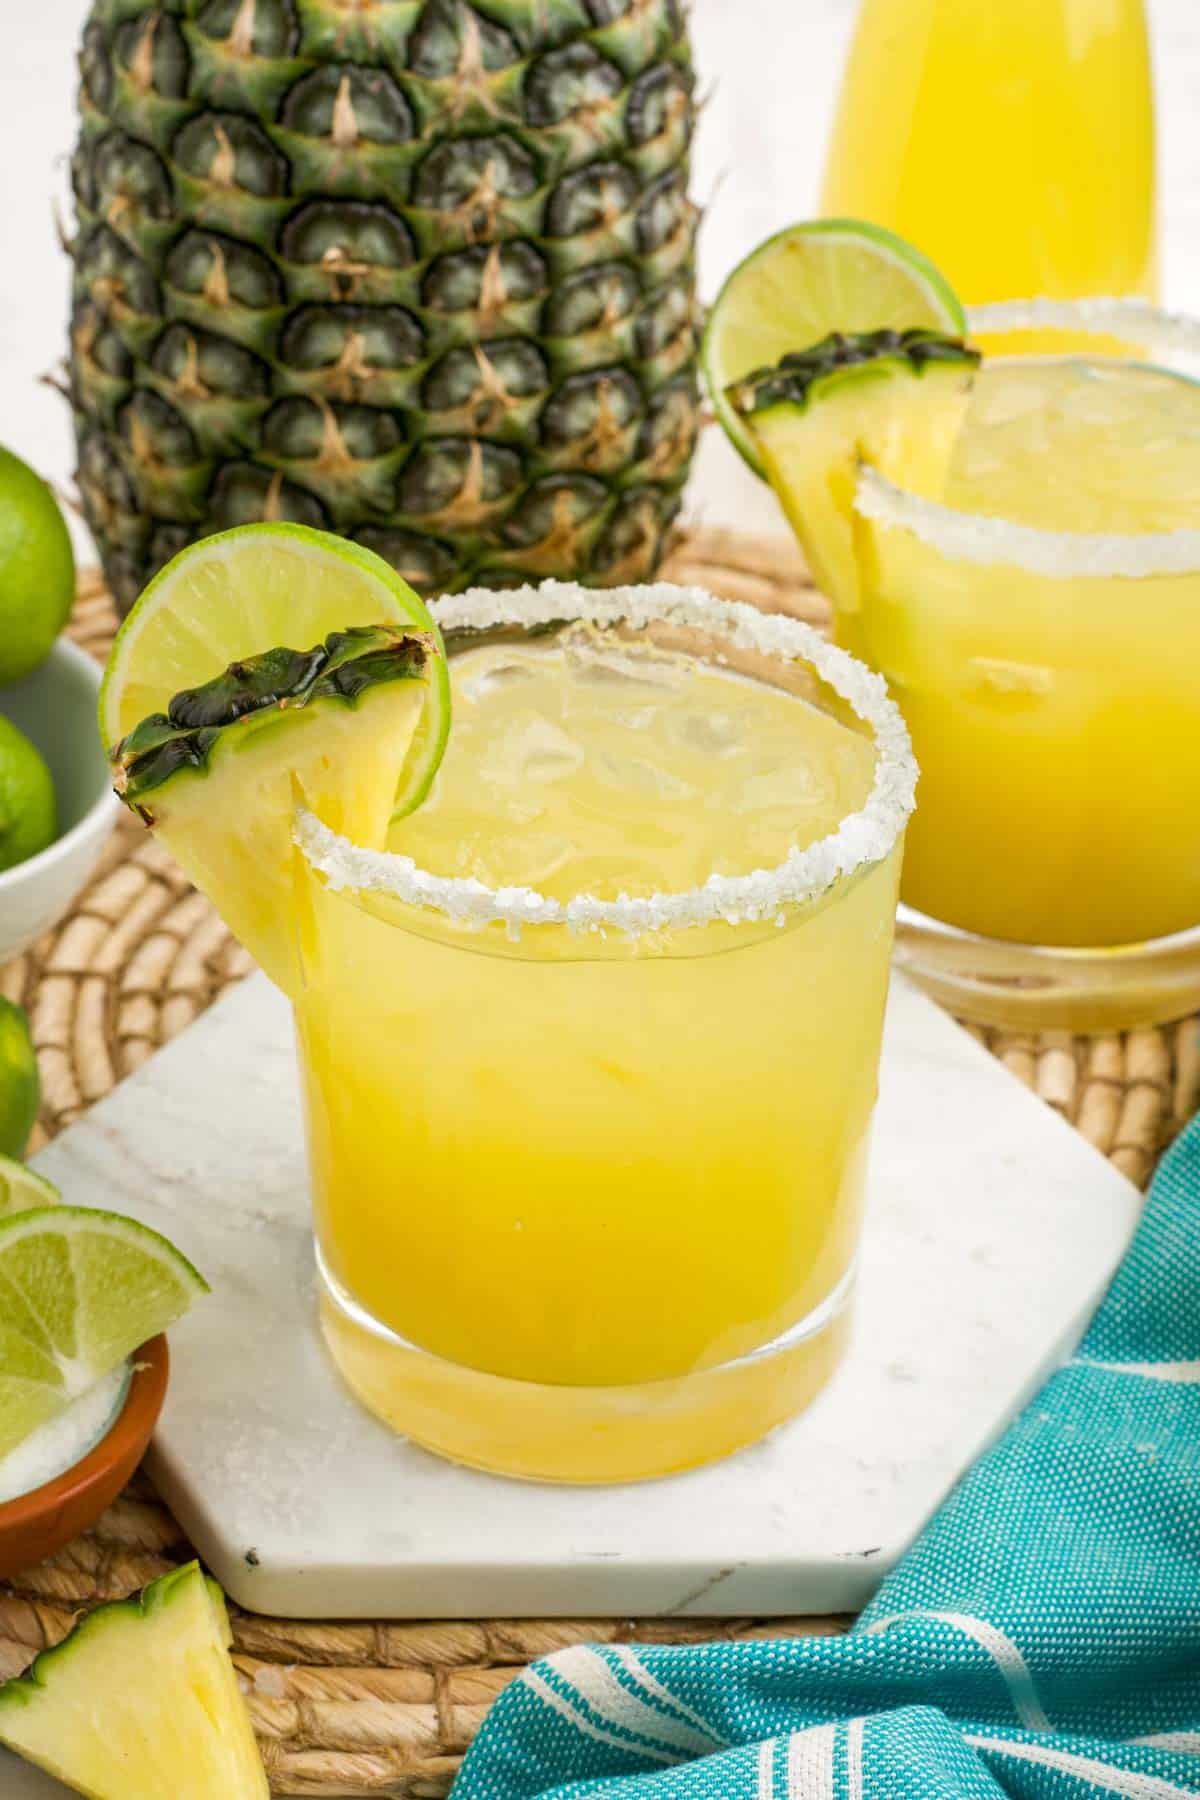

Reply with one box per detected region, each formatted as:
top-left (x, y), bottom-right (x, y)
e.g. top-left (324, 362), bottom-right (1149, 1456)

top-left (69, 0), bottom-right (700, 612)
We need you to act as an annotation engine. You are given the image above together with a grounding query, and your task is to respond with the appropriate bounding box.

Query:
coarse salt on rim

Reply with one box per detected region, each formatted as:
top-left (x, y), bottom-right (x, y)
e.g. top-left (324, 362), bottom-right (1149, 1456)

top-left (855, 465), bottom-right (1200, 580)
top-left (857, 296), bottom-right (1200, 581)
top-left (968, 294), bottom-right (1200, 356)
top-left (294, 581), bottom-right (916, 940)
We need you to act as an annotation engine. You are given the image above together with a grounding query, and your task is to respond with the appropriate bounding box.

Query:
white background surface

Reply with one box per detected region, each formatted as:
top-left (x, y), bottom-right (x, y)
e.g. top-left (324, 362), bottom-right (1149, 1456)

top-left (3, 0), bottom-right (1200, 549)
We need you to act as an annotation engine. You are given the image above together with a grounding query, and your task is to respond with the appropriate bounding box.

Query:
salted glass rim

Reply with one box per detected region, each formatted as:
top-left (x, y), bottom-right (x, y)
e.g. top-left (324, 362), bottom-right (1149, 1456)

top-left (293, 581), bottom-right (916, 938)
top-left (855, 297), bottom-right (1200, 581)
top-left (967, 295), bottom-right (1200, 352)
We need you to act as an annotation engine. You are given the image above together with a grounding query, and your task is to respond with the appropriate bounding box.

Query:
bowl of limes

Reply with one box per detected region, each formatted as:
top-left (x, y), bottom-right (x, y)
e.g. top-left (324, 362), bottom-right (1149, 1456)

top-left (0, 1144), bottom-right (207, 1583)
top-left (0, 446), bottom-right (119, 965)
top-left (0, 1006), bottom-right (206, 1585)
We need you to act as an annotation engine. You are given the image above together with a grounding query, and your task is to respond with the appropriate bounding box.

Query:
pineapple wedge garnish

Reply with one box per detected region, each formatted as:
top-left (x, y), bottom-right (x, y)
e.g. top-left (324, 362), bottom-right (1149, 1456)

top-left (110, 622), bottom-right (440, 994)
top-left (727, 328), bottom-right (980, 615)
top-left (99, 525), bottom-right (451, 999)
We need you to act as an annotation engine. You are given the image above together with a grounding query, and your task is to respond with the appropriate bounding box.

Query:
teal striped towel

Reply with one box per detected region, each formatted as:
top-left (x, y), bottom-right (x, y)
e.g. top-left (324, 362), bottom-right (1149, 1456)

top-left (455, 1115), bottom-right (1200, 1800)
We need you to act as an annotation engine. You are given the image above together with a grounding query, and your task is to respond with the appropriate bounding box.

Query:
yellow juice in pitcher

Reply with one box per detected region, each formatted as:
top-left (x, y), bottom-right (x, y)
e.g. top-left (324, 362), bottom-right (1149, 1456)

top-left (822, 0), bottom-right (1157, 308)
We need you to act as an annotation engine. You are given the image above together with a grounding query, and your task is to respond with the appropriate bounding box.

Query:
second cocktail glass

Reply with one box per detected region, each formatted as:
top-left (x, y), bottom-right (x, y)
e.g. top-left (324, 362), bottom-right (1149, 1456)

top-left (850, 319), bottom-right (1200, 1028)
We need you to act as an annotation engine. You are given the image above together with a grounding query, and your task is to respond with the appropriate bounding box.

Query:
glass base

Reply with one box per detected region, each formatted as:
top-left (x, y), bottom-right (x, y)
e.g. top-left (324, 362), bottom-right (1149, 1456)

top-left (896, 907), bottom-right (1200, 1032)
top-left (316, 1256), bottom-right (855, 1485)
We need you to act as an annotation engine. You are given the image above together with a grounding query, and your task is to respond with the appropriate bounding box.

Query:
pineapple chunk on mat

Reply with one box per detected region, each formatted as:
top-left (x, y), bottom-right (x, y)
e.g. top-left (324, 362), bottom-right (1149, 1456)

top-left (0, 1563), bottom-right (267, 1798)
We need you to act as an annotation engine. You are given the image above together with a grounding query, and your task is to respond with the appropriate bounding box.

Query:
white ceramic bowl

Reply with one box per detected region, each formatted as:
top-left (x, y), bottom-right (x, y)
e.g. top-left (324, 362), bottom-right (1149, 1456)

top-left (0, 638), bottom-right (120, 964)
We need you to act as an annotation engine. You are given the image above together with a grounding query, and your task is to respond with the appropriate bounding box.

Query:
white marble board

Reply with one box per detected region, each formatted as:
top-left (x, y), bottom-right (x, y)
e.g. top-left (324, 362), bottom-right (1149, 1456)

top-left (25, 971), bottom-right (1141, 1622)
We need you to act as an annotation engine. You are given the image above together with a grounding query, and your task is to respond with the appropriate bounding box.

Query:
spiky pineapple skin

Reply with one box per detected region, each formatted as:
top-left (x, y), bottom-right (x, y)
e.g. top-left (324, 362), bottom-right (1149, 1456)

top-left (112, 620), bottom-right (434, 807)
top-left (69, 0), bottom-right (700, 613)
top-left (728, 330), bottom-right (981, 419)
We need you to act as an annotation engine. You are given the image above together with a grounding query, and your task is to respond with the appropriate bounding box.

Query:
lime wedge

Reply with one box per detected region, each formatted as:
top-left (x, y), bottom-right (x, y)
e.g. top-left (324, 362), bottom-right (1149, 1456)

top-left (0, 1205), bottom-right (207, 1458)
top-left (703, 218), bottom-right (965, 475)
top-left (100, 525), bottom-right (451, 992)
top-left (0, 1155), bottom-right (59, 1218)
top-left (0, 1562), bottom-right (267, 1797)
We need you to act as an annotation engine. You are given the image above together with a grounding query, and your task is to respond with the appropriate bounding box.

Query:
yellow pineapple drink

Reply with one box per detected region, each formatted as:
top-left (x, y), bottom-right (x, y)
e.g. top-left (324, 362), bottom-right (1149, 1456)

top-left (98, 541), bottom-right (913, 1483)
top-left (852, 352), bottom-right (1200, 1028)
top-left (729, 301), bottom-right (1200, 1031)
top-left (295, 586), bottom-right (915, 1482)
top-left (822, 0), bottom-right (1157, 313)
top-left (856, 356), bottom-right (1200, 951)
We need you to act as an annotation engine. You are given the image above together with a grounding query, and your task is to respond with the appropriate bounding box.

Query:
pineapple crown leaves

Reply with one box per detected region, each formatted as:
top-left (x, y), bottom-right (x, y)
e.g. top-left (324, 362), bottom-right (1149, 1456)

top-left (727, 329), bottom-right (981, 419)
top-left (110, 622), bottom-right (435, 811)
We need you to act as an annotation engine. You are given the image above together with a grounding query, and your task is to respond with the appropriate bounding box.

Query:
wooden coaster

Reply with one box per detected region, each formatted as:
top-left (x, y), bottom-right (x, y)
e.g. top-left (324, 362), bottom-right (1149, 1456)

top-left (0, 544), bottom-right (1195, 1796)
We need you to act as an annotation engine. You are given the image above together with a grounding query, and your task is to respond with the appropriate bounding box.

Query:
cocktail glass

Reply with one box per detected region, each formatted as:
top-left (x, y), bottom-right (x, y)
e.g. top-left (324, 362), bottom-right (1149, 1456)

top-left (850, 303), bottom-right (1200, 1029)
top-left (292, 583), bottom-right (915, 1483)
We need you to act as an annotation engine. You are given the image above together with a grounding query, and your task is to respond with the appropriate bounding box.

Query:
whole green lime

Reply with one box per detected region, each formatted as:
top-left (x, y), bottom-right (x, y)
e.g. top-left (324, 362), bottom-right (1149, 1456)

top-left (0, 998), bottom-right (39, 1159)
top-left (0, 447), bottom-right (75, 683)
top-left (0, 716), bottom-right (56, 872)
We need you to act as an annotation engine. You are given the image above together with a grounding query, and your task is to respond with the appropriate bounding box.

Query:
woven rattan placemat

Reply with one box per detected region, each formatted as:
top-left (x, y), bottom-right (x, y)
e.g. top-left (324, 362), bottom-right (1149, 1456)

top-left (0, 536), bottom-right (1196, 1795)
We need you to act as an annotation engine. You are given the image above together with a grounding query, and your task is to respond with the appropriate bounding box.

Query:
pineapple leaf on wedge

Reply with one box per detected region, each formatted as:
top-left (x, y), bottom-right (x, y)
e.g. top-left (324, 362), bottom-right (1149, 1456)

top-left (113, 624), bottom-right (435, 811)
top-left (728, 328), bottom-right (980, 615)
top-left (0, 1562), bottom-right (267, 1798)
